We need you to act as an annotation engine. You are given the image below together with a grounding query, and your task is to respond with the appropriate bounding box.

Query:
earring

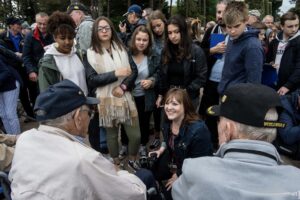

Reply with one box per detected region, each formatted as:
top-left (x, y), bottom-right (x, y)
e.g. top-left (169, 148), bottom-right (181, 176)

top-left (54, 42), bottom-right (59, 48)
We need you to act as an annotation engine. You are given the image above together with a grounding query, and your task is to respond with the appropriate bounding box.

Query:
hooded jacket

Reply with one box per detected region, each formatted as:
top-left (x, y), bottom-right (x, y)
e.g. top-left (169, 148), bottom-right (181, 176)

top-left (218, 28), bottom-right (263, 95)
top-left (38, 44), bottom-right (87, 94)
top-left (266, 31), bottom-right (300, 91)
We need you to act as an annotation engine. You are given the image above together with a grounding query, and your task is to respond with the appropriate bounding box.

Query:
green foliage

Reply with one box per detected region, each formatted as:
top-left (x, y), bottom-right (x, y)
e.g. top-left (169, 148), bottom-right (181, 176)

top-left (175, 0), bottom-right (217, 24)
top-left (246, 0), bottom-right (282, 19)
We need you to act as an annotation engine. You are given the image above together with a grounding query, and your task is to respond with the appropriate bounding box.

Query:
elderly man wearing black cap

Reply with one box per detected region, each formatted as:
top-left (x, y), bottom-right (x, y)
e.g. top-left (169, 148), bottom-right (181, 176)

top-left (119, 4), bottom-right (147, 47)
top-left (172, 83), bottom-right (300, 200)
top-left (67, 2), bottom-right (94, 51)
top-left (9, 79), bottom-right (147, 200)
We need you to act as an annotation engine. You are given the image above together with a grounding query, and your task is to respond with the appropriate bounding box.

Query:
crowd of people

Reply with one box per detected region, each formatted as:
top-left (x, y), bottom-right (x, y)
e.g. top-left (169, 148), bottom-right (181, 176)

top-left (0, 0), bottom-right (300, 199)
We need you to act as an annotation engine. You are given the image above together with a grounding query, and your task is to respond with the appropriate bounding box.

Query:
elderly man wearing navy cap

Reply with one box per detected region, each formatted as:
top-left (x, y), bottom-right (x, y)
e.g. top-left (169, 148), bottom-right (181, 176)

top-left (172, 83), bottom-right (300, 200)
top-left (119, 4), bottom-right (147, 46)
top-left (9, 79), bottom-right (147, 200)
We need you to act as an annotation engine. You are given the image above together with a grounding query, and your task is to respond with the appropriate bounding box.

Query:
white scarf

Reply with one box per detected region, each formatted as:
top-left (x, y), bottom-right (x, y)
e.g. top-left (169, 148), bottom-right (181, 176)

top-left (87, 42), bottom-right (138, 127)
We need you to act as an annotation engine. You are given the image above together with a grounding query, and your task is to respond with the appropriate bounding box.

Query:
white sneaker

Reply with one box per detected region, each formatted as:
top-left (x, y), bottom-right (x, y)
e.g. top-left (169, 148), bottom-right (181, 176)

top-left (118, 145), bottom-right (128, 160)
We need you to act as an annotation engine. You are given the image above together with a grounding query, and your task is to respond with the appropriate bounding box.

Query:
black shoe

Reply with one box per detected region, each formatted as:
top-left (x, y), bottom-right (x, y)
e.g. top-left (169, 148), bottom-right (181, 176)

top-left (118, 145), bottom-right (128, 160)
top-left (100, 147), bottom-right (109, 154)
top-left (24, 118), bottom-right (35, 123)
top-left (150, 138), bottom-right (160, 150)
top-left (128, 160), bottom-right (141, 172)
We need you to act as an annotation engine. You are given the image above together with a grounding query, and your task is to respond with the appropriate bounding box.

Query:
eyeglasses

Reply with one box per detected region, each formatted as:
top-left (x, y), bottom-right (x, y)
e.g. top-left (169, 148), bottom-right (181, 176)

top-left (97, 26), bottom-right (111, 33)
top-left (80, 109), bottom-right (95, 119)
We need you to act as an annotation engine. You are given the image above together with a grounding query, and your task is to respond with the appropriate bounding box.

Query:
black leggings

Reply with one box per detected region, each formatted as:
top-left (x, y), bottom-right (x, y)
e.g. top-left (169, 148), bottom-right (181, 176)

top-left (134, 96), bottom-right (152, 146)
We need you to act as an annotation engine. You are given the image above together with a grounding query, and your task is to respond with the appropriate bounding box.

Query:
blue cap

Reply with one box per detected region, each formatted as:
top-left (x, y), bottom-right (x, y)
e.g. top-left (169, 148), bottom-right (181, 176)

top-left (34, 79), bottom-right (99, 121)
top-left (123, 4), bottom-right (142, 16)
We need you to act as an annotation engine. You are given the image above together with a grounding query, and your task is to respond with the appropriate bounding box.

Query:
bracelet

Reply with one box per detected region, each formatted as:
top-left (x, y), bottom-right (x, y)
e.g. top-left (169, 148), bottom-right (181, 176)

top-left (120, 84), bottom-right (127, 92)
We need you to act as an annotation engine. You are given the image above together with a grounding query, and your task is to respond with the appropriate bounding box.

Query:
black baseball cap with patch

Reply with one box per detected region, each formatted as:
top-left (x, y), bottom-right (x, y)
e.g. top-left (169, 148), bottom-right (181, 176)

top-left (67, 3), bottom-right (89, 14)
top-left (207, 83), bottom-right (285, 128)
top-left (34, 79), bottom-right (99, 121)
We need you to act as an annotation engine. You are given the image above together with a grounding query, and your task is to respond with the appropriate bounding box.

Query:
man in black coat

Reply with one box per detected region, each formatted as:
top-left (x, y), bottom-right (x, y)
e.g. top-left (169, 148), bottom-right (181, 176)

top-left (266, 12), bottom-right (300, 95)
top-left (22, 12), bottom-right (53, 105)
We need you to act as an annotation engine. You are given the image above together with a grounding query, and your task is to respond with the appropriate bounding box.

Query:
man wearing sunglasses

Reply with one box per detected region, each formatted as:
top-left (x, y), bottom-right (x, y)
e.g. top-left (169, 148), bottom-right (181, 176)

top-left (9, 79), bottom-right (147, 200)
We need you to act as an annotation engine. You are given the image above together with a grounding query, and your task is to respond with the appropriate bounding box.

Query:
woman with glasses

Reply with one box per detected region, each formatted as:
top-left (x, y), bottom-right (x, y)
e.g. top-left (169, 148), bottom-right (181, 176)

top-left (84, 16), bottom-right (141, 168)
top-left (38, 11), bottom-right (88, 94)
top-left (149, 88), bottom-right (213, 200)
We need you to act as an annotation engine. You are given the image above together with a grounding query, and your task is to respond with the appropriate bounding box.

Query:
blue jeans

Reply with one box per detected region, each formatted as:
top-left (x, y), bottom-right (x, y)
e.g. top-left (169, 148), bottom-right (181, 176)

top-left (99, 127), bottom-right (107, 149)
top-left (0, 81), bottom-right (20, 134)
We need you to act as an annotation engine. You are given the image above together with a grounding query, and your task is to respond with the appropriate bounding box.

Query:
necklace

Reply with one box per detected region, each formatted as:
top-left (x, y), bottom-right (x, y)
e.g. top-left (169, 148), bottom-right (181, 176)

top-left (171, 123), bottom-right (180, 135)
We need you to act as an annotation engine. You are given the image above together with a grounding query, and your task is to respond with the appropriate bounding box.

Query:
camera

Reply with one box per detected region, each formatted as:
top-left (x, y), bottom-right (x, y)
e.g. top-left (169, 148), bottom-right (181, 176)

top-left (139, 152), bottom-right (158, 169)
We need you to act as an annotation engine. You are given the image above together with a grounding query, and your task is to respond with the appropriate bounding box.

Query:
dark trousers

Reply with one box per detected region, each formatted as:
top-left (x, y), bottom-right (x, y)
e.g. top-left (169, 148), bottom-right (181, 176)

top-left (135, 168), bottom-right (162, 200)
top-left (151, 150), bottom-right (173, 200)
top-left (19, 69), bottom-right (34, 118)
top-left (134, 96), bottom-right (152, 146)
top-left (88, 112), bottom-right (101, 152)
top-left (199, 80), bottom-right (220, 148)
top-left (153, 106), bottom-right (162, 133)
top-left (27, 80), bottom-right (39, 107)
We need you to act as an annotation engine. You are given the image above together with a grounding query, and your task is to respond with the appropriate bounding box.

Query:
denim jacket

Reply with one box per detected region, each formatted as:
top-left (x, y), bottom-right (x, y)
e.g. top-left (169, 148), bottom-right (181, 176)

top-left (129, 48), bottom-right (161, 111)
top-left (161, 119), bottom-right (213, 176)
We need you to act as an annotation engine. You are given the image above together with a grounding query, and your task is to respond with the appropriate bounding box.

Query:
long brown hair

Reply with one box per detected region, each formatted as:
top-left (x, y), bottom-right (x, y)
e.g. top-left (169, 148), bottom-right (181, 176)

top-left (163, 15), bottom-right (192, 65)
top-left (164, 88), bottom-right (199, 126)
top-left (147, 10), bottom-right (166, 39)
top-left (91, 16), bottom-right (126, 54)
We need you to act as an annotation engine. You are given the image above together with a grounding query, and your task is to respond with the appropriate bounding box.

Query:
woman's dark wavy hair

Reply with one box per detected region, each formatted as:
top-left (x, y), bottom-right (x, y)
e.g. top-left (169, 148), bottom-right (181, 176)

top-left (163, 15), bottom-right (192, 64)
top-left (91, 16), bottom-right (126, 54)
top-left (130, 25), bottom-right (153, 56)
top-left (164, 88), bottom-right (199, 126)
top-left (47, 11), bottom-right (76, 38)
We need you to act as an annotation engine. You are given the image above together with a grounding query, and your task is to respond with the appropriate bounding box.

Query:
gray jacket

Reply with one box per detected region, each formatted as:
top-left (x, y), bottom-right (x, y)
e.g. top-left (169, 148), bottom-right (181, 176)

top-left (76, 16), bottom-right (94, 51)
top-left (172, 139), bottom-right (300, 200)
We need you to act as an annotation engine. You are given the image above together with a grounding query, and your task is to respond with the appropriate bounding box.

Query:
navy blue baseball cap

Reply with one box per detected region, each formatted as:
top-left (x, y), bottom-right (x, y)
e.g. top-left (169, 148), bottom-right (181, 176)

top-left (123, 4), bottom-right (142, 16)
top-left (34, 79), bottom-right (99, 121)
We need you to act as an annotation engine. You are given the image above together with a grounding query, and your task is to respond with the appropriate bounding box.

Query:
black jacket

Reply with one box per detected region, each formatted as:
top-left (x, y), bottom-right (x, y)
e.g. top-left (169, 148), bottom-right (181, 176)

top-left (159, 43), bottom-right (207, 99)
top-left (22, 29), bottom-right (54, 74)
top-left (0, 54), bottom-right (22, 92)
top-left (266, 32), bottom-right (300, 91)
